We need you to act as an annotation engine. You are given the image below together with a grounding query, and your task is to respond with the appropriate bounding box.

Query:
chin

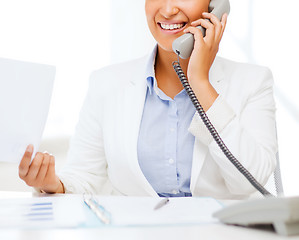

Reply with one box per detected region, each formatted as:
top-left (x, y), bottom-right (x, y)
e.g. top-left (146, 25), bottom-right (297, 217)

top-left (157, 42), bottom-right (176, 55)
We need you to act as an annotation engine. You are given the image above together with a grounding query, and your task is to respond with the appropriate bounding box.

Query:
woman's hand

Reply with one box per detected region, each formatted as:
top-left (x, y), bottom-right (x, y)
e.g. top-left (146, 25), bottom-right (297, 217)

top-left (183, 12), bottom-right (228, 111)
top-left (185, 12), bottom-right (228, 81)
top-left (18, 144), bottom-right (64, 193)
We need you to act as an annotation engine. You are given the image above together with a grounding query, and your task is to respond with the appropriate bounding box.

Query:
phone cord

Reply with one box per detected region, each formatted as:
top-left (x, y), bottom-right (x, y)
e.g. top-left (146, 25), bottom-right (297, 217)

top-left (172, 55), bottom-right (273, 197)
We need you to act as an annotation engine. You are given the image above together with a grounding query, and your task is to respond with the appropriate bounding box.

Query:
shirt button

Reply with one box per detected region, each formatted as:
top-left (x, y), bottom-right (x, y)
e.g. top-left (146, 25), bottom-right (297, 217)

top-left (169, 158), bottom-right (174, 164)
top-left (172, 190), bottom-right (179, 194)
top-left (170, 128), bottom-right (175, 132)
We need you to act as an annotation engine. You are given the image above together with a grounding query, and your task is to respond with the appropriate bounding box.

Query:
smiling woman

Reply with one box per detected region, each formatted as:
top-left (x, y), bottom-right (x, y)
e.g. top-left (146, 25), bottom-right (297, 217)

top-left (0, 1), bottom-right (296, 195)
top-left (16, 0), bottom-right (279, 200)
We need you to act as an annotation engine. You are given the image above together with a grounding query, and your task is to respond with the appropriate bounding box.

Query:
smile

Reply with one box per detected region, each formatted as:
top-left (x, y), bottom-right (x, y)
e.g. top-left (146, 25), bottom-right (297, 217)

top-left (159, 23), bottom-right (185, 30)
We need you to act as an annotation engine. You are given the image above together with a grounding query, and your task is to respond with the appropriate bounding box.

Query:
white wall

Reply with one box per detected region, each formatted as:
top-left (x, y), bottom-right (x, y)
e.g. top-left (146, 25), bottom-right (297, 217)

top-left (110, 0), bottom-right (299, 196)
top-left (0, 0), bottom-right (111, 191)
top-left (0, 0), bottom-right (111, 138)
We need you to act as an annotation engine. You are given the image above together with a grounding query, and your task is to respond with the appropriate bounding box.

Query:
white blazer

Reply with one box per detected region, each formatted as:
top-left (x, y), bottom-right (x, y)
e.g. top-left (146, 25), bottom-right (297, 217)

top-left (59, 54), bottom-right (278, 199)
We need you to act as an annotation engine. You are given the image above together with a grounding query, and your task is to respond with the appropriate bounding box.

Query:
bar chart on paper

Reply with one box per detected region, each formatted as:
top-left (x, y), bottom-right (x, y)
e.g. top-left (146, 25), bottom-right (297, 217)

top-left (0, 196), bottom-right (86, 228)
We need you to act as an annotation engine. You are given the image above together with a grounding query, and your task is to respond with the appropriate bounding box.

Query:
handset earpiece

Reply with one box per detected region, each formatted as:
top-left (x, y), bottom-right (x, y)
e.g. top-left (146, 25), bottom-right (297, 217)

top-left (172, 0), bottom-right (230, 59)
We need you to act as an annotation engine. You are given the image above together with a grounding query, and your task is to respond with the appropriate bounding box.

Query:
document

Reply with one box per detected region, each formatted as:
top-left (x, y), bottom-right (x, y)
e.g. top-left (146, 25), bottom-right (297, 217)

top-left (0, 195), bottom-right (222, 229)
top-left (0, 58), bottom-right (55, 163)
top-left (0, 196), bottom-right (86, 229)
top-left (93, 196), bottom-right (223, 226)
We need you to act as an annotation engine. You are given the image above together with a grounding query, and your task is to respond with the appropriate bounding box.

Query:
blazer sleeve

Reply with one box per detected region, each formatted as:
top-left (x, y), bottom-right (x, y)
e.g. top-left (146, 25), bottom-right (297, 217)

top-left (189, 66), bottom-right (278, 195)
top-left (58, 72), bottom-right (111, 194)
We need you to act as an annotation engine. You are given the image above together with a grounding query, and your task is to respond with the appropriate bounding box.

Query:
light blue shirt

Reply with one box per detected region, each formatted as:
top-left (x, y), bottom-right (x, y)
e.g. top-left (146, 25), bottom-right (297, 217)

top-left (137, 48), bottom-right (195, 197)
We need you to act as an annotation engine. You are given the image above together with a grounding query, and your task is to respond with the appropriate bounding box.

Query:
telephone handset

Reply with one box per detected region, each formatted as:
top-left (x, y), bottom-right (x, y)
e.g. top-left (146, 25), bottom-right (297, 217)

top-left (172, 0), bottom-right (230, 59)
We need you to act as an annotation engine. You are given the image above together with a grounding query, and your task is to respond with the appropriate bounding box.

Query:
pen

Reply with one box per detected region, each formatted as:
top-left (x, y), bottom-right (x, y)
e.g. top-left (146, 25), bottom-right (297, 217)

top-left (83, 194), bottom-right (111, 224)
top-left (154, 198), bottom-right (169, 210)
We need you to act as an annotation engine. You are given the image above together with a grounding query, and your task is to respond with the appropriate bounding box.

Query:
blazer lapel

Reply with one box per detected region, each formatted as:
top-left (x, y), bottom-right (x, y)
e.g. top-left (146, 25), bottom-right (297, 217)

top-left (122, 59), bottom-right (158, 197)
top-left (190, 56), bottom-right (225, 193)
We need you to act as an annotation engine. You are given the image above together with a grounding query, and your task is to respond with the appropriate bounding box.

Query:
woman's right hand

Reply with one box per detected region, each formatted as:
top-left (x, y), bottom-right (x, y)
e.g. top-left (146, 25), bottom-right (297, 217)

top-left (19, 144), bottom-right (64, 193)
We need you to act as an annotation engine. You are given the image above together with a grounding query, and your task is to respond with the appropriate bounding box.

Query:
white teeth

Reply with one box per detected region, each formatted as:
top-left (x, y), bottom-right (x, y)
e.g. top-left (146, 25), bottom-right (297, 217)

top-left (160, 23), bottom-right (184, 30)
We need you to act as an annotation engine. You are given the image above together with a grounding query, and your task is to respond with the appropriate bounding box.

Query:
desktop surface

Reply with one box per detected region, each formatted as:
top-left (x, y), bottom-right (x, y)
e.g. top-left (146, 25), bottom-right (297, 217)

top-left (0, 191), bottom-right (298, 240)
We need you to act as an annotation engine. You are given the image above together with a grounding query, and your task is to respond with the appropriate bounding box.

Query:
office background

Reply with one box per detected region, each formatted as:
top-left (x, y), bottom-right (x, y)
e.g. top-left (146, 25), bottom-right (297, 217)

top-left (0, 0), bottom-right (298, 196)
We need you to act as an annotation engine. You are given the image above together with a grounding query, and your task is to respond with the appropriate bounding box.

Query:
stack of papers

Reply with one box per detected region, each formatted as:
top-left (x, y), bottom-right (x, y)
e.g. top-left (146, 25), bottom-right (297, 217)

top-left (93, 196), bottom-right (222, 226)
top-left (0, 195), bottom-right (222, 228)
top-left (0, 57), bottom-right (55, 163)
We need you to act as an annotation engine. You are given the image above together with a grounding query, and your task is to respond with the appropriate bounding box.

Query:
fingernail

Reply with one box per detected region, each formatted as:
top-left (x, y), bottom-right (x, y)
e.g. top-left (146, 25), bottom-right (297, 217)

top-left (26, 144), bottom-right (33, 153)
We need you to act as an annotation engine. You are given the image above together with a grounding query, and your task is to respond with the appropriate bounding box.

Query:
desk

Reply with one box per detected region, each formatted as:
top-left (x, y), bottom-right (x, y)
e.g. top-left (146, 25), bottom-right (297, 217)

top-left (0, 191), bottom-right (298, 240)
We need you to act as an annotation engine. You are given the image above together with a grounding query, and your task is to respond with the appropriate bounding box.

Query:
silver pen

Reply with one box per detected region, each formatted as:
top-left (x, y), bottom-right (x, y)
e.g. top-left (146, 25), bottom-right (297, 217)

top-left (154, 198), bottom-right (170, 210)
top-left (83, 194), bottom-right (111, 224)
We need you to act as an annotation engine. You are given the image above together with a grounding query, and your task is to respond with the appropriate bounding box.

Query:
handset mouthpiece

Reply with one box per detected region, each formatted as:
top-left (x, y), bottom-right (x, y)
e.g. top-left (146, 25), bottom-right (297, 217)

top-left (172, 27), bottom-right (205, 59)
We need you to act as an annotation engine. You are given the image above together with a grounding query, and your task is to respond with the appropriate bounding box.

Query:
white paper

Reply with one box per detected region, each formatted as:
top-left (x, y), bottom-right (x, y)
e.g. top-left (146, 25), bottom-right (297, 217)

top-left (95, 196), bottom-right (223, 226)
top-left (0, 58), bottom-right (55, 162)
top-left (0, 196), bottom-right (86, 229)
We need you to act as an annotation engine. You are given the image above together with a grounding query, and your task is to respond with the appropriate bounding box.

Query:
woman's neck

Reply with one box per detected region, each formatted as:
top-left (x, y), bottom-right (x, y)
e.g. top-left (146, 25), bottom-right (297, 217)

top-left (154, 45), bottom-right (189, 99)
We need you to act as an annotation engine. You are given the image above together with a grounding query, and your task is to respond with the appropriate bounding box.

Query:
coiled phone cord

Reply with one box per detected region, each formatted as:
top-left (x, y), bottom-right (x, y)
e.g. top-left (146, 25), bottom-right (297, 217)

top-left (172, 54), bottom-right (273, 197)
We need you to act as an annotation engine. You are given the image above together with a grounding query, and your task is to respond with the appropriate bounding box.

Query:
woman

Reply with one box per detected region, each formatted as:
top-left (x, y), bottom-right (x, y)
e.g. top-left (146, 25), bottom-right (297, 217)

top-left (18, 0), bottom-right (278, 199)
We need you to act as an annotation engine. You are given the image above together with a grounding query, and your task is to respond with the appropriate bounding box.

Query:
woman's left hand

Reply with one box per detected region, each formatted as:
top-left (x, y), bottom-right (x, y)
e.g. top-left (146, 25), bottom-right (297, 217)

top-left (185, 12), bottom-right (228, 84)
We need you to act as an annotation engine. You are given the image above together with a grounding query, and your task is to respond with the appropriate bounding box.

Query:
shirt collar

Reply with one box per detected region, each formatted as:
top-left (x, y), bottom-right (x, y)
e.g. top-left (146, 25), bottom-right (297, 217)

top-left (144, 44), bottom-right (225, 97)
top-left (142, 44), bottom-right (225, 90)
top-left (144, 44), bottom-right (186, 98)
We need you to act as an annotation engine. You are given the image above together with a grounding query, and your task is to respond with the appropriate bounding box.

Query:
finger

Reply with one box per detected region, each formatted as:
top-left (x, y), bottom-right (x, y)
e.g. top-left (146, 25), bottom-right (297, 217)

top-left (19, 144), bottom-right (34, 179)
top-left (35, 153), bottom-right (51, 186)
top-left (191, 17), bottom-right (205, 27)
top-left (202, 12), bottom-right (223, 40)
top-left (191, 18), bottom-right (214, 31)
top-left (202, 12), bottom-right (222, 28)
top-left (193, 19), bottom-right (215, 43)
top-left (25, 152), bottom-right (44, 183)
top-left (46, 155), bottom-right (56, 180)
top-left (219, 13), bottom-right (228, 38)
top-left (184, 26), bottom-right (204, 45)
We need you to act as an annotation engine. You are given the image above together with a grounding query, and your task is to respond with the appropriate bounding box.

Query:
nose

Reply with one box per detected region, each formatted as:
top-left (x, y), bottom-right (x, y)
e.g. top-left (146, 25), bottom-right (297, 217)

top-left (159, 0), bottom-right (180, 19)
